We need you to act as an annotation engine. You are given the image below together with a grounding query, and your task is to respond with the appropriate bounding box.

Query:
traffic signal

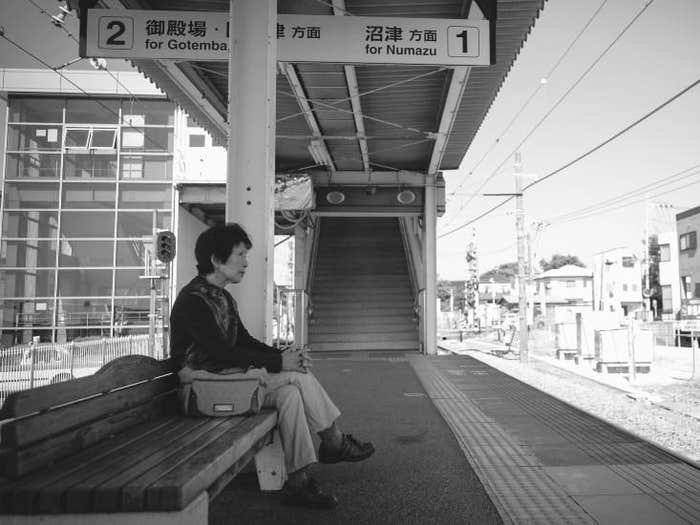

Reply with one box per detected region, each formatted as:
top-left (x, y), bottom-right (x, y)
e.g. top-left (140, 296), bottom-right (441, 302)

top-left (156, 230), bottom-right (176, 263)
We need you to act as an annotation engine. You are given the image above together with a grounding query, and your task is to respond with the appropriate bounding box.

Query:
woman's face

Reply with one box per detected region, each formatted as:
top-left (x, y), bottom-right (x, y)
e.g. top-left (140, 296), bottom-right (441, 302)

top-left (213, 243), bottom-right (249, 284)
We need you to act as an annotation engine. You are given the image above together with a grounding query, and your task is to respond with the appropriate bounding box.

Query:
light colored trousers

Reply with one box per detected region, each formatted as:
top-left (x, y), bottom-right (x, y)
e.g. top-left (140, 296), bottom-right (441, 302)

top-left (262, 371), bottom-right (341, 473)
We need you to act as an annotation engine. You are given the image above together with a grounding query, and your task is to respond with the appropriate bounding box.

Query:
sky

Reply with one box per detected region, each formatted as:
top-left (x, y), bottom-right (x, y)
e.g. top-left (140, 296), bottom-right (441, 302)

top-left (2, 0), bottom-right (699, 283)
top-left (437, 0), bottom-right (700, 280)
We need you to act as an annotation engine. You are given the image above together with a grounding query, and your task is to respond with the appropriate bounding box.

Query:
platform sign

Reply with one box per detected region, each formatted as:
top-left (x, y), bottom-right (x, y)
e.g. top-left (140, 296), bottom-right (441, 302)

top-left (82, 10), bottom-right (490, 66)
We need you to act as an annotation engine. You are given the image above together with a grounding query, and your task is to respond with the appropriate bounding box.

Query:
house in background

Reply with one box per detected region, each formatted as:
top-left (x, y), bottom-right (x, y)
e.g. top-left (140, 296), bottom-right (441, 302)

top-left (534, 264), bottom-right (593, 328)
top-left (677, 205), bottom-right (700, 319)
top-left (592, 247), bottom-right (643, 317)
top-left (657, 229), bottom-right (681, 320)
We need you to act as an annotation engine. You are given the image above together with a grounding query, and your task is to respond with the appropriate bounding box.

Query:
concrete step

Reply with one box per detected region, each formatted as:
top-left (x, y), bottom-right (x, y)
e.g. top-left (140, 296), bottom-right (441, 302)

top-left (309, 314), bottom-right (414, 326)
top-left (309, 332), bottom-right (418, 343)
top-left (312, 290), bottom-right (412, 301)
top-left (310, 322), bottom-right (416, 334)
top-left (309, 341), bottom-right (420, 352)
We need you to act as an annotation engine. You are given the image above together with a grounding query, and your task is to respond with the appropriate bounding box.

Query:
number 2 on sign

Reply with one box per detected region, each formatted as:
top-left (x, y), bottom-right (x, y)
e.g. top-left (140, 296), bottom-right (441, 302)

top-left (106, 21), bottom-right (126, 46)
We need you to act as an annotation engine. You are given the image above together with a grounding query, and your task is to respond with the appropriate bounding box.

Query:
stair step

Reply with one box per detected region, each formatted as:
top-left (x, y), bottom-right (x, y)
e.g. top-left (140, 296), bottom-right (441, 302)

top-left (309, 321), bottom-right (416, 335)
top-left (310, 341), bottom-right (420, 352)
top-left (309, 332), bottom-right (417, 343)
top-left (310, 314), bottom-right (414, 326)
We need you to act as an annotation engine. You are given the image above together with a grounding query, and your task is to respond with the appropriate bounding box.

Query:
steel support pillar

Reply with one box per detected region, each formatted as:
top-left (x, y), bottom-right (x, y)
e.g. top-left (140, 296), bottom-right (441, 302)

top-left (424, 174), bottom-right (438, 355)
top-left (226, 0), bottom-right (277, 340)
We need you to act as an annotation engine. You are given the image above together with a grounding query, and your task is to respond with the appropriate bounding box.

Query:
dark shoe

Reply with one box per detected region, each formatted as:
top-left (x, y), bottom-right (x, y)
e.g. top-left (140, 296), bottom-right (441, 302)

top-left (319, 434), bottom-right (375, 464)
top-left (281, 478), bottom-right (338, 509)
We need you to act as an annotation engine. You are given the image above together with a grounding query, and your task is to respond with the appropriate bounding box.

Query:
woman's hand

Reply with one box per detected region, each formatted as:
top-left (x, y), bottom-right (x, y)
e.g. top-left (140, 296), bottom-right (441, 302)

top-left (281, 347), bottom-right (313, 373)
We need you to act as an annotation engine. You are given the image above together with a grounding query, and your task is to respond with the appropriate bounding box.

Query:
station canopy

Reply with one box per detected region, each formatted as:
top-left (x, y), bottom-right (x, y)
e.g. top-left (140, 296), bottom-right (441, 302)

top-left (99, 0), bottom-right (543, 185)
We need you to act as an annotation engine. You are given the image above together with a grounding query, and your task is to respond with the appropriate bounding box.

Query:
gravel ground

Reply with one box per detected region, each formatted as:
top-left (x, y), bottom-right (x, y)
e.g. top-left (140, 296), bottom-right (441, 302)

top-left (440, 336), bottom-right (700, 465)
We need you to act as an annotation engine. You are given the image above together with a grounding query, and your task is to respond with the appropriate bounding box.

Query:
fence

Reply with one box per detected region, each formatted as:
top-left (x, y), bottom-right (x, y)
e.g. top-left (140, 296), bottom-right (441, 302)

top-left (273, 287), bottom-right (309, 348)
top-left (0, 334), bottom-right (165, 407)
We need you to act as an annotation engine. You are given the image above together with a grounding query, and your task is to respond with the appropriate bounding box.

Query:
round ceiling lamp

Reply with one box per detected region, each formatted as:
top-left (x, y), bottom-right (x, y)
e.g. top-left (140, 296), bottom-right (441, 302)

top-left (396, 189), bottom-right (416, 204)
top-left (326, 190), bottom-right (346, 204)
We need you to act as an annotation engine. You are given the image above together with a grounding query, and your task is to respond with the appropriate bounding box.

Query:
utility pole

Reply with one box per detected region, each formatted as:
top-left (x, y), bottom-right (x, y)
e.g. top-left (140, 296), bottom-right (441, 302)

top-left (515, 152), bottom-right (529, 362)
top-left (643, 195), bottom-right (650, 317)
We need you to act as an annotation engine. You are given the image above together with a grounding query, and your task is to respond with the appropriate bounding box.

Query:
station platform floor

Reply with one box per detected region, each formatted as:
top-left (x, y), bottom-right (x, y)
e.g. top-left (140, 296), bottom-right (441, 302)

top-left (211, 351), bottom-right (700, 524)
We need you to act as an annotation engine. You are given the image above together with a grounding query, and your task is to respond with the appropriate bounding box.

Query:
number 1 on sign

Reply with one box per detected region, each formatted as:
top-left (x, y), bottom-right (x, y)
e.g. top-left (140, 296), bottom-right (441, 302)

top-left (456, 30), bottom-right (469, 53)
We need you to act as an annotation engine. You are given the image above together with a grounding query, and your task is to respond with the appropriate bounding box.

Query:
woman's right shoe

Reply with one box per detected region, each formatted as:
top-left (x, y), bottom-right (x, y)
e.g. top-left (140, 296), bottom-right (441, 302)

top-left (281, 478), bottom-right (338, 509)
top-left (318, 433), bottom-right (375, 464)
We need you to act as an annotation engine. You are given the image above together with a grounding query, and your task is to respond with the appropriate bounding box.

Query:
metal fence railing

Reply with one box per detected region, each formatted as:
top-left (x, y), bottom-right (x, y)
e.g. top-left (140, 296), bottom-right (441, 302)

top-left (0, 334), bottom-right (165, 407)
top-left (273, 287), bottom-right (309, 348)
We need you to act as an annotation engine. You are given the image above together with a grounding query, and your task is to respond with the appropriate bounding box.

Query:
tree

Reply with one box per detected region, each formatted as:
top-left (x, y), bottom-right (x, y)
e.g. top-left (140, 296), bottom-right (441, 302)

top-left (539, 254), bottom-right (585, 271)
top-left (480, 262), bottom-right (518, 281)
top-left (647, 234), bottom-right (662, 319)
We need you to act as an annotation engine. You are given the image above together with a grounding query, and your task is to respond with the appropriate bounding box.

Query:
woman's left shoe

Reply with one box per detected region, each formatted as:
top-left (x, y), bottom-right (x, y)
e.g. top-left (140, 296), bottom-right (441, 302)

top-left (318, 434), bottom-right (375, 464)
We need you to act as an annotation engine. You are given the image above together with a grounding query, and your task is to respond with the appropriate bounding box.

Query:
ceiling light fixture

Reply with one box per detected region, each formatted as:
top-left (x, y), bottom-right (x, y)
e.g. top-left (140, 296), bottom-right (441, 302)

top-left (397, 189), bottom-right (416, 204)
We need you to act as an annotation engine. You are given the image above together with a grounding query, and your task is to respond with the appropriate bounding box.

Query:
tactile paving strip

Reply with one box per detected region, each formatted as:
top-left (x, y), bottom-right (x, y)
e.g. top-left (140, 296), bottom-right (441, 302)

top-left (409, 356), bottom-right (595, 524)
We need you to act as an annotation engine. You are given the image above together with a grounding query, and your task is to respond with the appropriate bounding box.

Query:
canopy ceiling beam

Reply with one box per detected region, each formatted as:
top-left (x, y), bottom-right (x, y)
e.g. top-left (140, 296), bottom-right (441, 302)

top-left (332, 0), bottom-right (370, 176)
top-left (280, 62), bottom-right (336, 172)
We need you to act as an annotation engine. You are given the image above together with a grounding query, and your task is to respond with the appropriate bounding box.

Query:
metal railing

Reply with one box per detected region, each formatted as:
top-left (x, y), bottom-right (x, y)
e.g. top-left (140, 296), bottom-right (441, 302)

top-left (0, 334), bottom-right (165, 407)
top-left (273, 287), bottom-right (309, 348)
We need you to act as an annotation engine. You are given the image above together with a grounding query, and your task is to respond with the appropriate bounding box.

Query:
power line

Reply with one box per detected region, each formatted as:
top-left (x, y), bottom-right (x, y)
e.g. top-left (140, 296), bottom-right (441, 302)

top-left (446, 0), bottom-right (610, 201)
top-left (545, 162), bottom-right (700, 223)
top-left (438, 75), bottom-right (700, 238)
top-left (1, 26), bottom-right (169, 152)
top-left (440, 0), bottom-right (657, 231)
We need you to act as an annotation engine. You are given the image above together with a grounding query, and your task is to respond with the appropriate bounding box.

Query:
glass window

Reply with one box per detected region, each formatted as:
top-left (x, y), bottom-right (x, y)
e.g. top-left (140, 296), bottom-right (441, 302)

top-left (55, 298), bottom-right (113, 327)
top-left (63, 154), bottom-right (118, 179)
top-left (6, 153), bottom-right (61, 179)
top-left (2, 210), bottom-right (58, 238)
top-left (120, 155), bottom-right (172, 180)
top-left (0, 268), bottom-right (56, 297)
top-left (680, 232), bottom-right (697, 251)
top-left (115, 269), bottom-right (150, 296)
top-left (4, 181), bottom-right (60, 208)
top-left (61, 182), bottom-right (116, 209)
top-left (661, 285), bottom-right (672, 313)
top-left (189, 134), bottom-right (205, 147)
top-left (1, 239), bottom-right (57, 267)
top-left (91, 129), bottom-right (118, 149)
top-left (0, 329), bottom-right (54, 345)
top-left (64, 128), bottom-right (90, 149)
top-left (58, 240), bottom-right (113, 267)
top-left (59, 210), bottom-right (115, 237)
top-left (623, 284), bottom-right (628, 292)
top-left (65, 99), bottom-right (119, 124)
top-left (116, 210), bottom-right (170, 237)
top-left (116, 240), bottom-right (147, 267)
top-left (118, 183), bottom-right (172, 209)
top-left (622, 256), bottom-right (635, 267)
top-left (659, 243), bottom-right (671, 262)
top-left (566, 280), bottom-right (576, 288)
top-left (122, 99), bottom-right (174, 126)
top-left (9, 97), bottom-right (63, 123)
top-left (7, 124), bottom-right (62, 151)
top-left (114, 298), bottom-right (157, 333)
top-left (57, 269), bottom-right (113, 296)
top-left (120, 127), bottom-right (173, 152)
top-left (0, 299), bottom-right (54, 328)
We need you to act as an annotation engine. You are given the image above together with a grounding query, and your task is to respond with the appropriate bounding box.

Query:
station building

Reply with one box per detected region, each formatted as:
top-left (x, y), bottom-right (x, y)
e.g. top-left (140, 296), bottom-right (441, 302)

top-left (0, 68), bottom-right (186, 345)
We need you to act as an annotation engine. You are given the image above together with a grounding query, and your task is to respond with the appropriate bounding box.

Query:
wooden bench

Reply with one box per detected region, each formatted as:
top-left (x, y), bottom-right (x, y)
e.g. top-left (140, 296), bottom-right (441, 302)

top-left (0, 355), bottom-right (284, 524)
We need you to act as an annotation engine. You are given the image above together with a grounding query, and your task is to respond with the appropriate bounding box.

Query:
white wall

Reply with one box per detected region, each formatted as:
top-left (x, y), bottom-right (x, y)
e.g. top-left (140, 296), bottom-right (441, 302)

top-left (175, 207), bottom-right (209, 294)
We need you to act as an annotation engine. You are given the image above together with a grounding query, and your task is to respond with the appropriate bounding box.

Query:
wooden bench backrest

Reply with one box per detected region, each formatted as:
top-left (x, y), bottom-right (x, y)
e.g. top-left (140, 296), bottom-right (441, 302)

top-left (0, 355), bottom-right (179, 479)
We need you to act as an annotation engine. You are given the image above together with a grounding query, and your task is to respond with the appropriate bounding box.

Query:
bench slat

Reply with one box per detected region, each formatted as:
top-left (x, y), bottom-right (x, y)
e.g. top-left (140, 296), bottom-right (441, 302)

top-left (118, 415), bottom-right (252, 511)
top-left (1, 356), bottom-right (174, 418)
top-left (36, 418), bottom-right (210, 514)
top-left (145, 411), bottom-right (277, 511)
top-left (78, 418), bottom-right (234, 512)
top-left (0, 416), bottom-right (177, 514)
top-left (2, 374), bottom-right (177, 448)
top-left (0, 391), bottom-right (177, 479)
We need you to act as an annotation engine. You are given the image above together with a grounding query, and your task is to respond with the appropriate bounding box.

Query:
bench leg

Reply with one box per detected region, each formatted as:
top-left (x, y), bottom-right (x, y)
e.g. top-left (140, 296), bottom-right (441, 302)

top-left (255, 428), bottom-right (287, 491)
top-left (2, 492), bottom-right (208, 525)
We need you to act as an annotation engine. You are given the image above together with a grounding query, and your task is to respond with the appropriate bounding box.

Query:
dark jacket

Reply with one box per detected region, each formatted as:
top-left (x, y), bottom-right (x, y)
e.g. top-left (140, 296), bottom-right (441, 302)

top-left (170, 276), bottom-right (282, 372)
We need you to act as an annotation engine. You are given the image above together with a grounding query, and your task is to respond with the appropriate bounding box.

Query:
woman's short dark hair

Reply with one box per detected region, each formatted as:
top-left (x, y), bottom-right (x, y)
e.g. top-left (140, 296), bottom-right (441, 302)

top-left (195, 223), bottom-right (252, 275)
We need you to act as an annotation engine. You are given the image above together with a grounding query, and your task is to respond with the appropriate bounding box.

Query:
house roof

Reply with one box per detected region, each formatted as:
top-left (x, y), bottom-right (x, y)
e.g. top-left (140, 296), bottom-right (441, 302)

top-left (535, 264), bottom-right (592, 280)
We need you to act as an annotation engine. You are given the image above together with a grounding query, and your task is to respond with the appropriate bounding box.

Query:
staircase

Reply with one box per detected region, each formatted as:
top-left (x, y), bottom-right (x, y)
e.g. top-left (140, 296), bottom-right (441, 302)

top-left (309, 217), bottom-right (419, 352)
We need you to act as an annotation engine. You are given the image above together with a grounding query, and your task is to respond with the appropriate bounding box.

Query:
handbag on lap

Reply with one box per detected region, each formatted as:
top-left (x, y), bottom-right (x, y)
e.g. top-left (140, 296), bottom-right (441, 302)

top-left (178, 366), bottom-right (268, 417)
